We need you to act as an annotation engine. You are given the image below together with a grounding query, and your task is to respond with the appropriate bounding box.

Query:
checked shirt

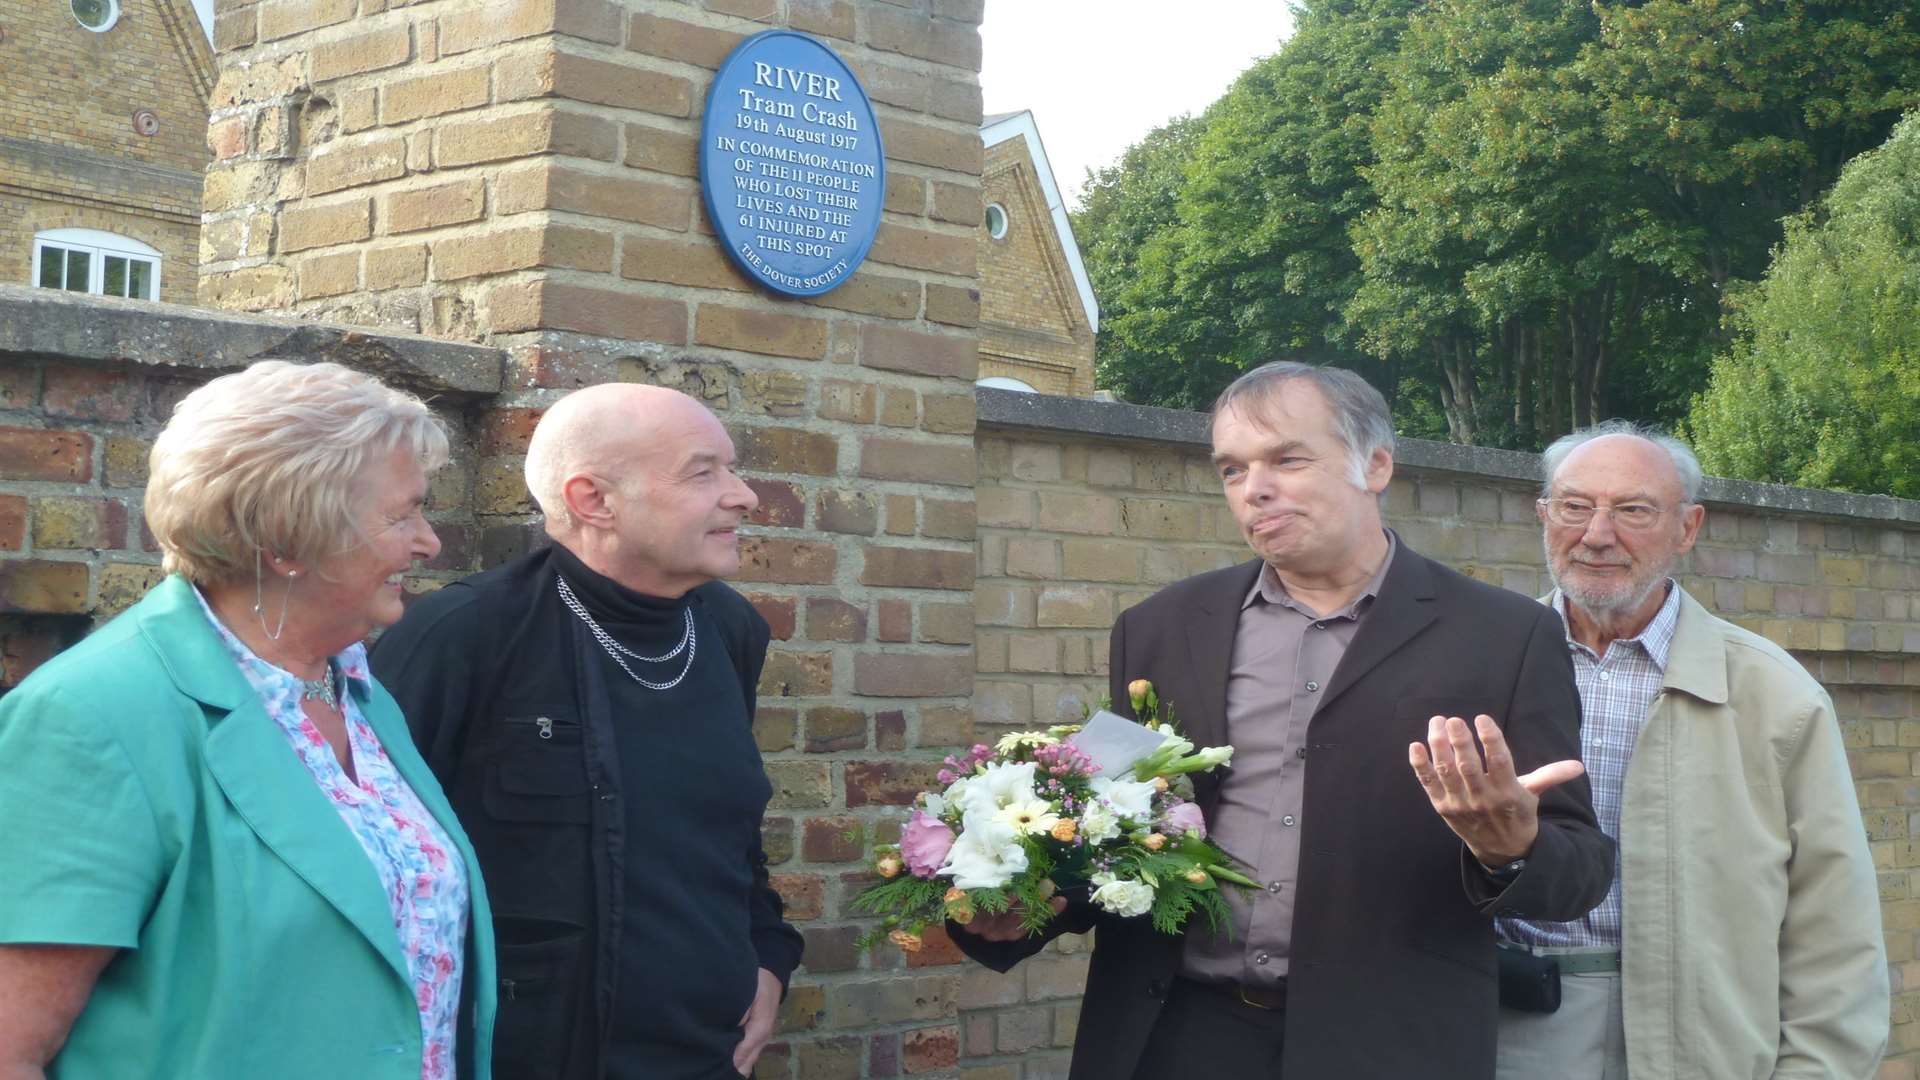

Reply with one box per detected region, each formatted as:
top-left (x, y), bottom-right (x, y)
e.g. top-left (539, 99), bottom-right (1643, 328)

top-left (1498, 581), bottom-right (1680, 950)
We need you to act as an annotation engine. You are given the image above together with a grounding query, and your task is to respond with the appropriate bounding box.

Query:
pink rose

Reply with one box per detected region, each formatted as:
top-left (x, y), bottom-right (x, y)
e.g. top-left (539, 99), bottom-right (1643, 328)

top-left (900, 809), bottom-right (957, 878)
top-left (1162, 800), bottom-right (1207, 840)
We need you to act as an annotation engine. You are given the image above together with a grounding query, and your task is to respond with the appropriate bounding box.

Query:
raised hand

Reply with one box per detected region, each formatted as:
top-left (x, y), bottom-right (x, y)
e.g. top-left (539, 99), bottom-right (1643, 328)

top-left (1407, 714), bottom-right (1585, 869)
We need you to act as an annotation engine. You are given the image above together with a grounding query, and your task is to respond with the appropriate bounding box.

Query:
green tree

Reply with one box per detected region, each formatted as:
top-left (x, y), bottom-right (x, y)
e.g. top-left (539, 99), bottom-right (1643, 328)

top-left (1074, 116), bottom-right (1227, 410)
top-left (1351, 0), bottom-right (1636, 445)
top-left (1073, 0), bottom-right (1417, 411)
top-left (1687, 110), bottom-right (1920, 498)
top-left (1072, 0), bottom-right (1920, 447)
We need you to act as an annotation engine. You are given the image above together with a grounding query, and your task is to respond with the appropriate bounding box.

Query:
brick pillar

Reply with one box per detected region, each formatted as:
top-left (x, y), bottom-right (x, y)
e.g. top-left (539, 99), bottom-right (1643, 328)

top-left (201, 0), bottom-right (986, 1072)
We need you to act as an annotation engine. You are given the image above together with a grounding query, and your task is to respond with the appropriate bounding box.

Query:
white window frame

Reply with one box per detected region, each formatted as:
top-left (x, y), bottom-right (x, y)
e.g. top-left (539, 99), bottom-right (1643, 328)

top-left (985, 202), bottom-right (1009, 240)
top-left (976, 375), bottom-right (1037, 393)
top-left (32, 229), bottom-right (162, 300)
top-left (70, 0), bottom-right (120, 32)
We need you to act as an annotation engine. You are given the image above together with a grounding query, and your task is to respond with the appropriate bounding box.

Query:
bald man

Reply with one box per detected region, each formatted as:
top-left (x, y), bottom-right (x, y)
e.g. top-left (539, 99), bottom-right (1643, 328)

top-left (372, 385), bottom-right (802, 1080)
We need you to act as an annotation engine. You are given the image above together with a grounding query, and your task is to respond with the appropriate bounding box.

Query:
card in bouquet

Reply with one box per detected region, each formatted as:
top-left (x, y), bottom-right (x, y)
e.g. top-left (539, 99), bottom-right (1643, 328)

top-left (1067, 709), bottom-right (1172, 779)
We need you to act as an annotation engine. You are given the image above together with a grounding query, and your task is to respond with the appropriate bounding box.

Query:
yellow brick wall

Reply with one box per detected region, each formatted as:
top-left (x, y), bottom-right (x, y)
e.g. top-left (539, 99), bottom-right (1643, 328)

top-left (0, 0), bottom-right (212, 305)
top-left (0, 193), bottom-right (204, 307)
top-left (978, 138), bottom-right (1095, 396)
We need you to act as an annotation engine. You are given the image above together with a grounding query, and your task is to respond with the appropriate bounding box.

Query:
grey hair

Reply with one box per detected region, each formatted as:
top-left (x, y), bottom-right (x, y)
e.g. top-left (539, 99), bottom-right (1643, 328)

top-left (1211, 361), bottom-right (1396, 487)
top-left (1540, 420), bottom-right (1703, 504)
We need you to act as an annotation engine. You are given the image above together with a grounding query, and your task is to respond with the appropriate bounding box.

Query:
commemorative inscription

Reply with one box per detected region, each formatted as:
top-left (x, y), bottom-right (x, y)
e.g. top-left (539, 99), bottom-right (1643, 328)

top-left (700, 31), bottom-right (886, 297)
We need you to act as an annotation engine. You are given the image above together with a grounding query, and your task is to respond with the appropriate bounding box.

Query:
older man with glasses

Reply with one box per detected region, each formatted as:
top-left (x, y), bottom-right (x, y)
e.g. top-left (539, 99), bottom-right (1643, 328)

top-left (1495, 420), bottom-right (1888, 1080)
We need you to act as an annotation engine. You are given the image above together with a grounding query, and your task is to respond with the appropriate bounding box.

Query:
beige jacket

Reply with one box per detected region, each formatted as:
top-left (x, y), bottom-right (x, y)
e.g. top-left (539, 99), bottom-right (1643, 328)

top-left (1619, 589), bottom-right (1888, 1079)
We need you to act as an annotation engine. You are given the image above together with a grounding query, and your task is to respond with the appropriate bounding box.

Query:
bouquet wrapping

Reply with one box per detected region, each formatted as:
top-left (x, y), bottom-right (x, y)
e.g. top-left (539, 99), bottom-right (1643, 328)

top-left (853, 680), bottom-right (1255, 951)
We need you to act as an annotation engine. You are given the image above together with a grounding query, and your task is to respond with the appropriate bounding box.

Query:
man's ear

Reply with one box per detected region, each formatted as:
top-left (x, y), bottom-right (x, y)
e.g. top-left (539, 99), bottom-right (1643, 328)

top-left (560, 472), bottom-right (616, 529)
top-left (1363, 448), bottom-right (1394, 495)
top-left (1675, 502), bottom-right (1706, 556)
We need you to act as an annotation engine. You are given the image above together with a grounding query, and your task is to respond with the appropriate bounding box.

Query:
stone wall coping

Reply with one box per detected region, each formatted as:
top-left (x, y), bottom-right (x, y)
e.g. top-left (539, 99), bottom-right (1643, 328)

top-left (976, 386), bottom-right (1920, 528)
top-left (0, 286), bottom-right (505, 397)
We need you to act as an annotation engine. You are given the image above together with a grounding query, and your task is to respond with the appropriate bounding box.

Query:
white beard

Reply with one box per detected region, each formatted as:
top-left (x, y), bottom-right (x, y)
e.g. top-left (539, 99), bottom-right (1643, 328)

top-left (1545, 537), bottom-right (1674, 621)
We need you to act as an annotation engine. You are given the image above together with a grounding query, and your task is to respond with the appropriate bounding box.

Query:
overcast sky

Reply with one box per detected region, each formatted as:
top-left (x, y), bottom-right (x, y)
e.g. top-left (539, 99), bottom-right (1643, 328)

top-left (979, 3), bottom-right (1298, 209)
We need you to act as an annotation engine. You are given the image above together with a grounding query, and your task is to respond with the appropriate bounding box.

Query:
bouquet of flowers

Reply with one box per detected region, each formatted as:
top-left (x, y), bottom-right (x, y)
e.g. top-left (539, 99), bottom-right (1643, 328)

top-left (853, 680), bottom-right (1256, 951)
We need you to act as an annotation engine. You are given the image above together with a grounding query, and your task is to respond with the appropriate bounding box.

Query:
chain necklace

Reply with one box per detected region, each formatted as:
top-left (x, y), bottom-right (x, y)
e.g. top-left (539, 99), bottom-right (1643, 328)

top-left (556, 574), bottom-right (697, 691)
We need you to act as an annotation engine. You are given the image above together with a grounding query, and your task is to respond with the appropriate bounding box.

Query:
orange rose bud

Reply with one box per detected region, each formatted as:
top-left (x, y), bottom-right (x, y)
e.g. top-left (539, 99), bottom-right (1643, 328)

top-left (1185, 868), bottom-right (1208, 884)
top-left (1128, 679), bottom-right (1152, 713)
top-left (1142, 833), bottom-right (1166, 851)
top-left (888, 928), bottom-right (924, 952)
top-left (1050, 819), bottom-right (1078, 842)
top-left (942, 886), bottom-right (975, 925)
top-left (1152, 777), bottom-right (1169, 793)
top-left (876, 854), bottom-right (903, 879)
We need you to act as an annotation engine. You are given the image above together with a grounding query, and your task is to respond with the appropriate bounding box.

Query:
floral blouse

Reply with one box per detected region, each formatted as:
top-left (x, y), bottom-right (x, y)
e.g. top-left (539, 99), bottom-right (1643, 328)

top-left (195, 591), bottom-right (468, 1080)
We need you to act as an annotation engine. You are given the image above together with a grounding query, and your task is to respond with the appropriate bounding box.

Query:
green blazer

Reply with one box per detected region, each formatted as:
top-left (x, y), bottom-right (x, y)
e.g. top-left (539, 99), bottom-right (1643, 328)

top-left (0, 575), bottom-right (496, 1079)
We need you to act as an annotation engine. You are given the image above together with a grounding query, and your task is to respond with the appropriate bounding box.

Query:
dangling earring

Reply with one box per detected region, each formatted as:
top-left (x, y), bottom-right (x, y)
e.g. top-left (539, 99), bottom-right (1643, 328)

top-left (254, 551), bottom-right (296, 641)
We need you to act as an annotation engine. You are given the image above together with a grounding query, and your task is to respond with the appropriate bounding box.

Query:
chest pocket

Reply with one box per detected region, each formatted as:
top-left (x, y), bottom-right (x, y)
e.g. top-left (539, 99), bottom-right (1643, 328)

top-left (484, 713), bottom-right (592, 825)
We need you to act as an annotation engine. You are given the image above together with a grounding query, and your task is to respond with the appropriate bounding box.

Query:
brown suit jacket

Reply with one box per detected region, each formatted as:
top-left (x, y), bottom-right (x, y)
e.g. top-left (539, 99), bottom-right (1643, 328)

top-left (958, 541), bottom-right (1612, 1079)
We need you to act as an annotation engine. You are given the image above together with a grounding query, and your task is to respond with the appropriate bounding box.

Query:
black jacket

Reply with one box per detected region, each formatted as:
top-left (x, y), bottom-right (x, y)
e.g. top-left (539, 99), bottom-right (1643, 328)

top-left (956, 544), bottom-right (1612, 1080)
top-left (370, 548), bottom-right (802, 1080)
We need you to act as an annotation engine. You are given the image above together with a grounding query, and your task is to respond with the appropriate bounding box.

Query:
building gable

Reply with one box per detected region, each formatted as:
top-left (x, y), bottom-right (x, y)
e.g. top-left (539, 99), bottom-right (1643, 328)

top-left (976, 110), bottom-right (1101, 397)
top-left (0, 0), bottom-right (215, 305)
top-left (983, 150), bottom-right (1078, 341)
top-left (980, 111), bottom-right (1099, 333)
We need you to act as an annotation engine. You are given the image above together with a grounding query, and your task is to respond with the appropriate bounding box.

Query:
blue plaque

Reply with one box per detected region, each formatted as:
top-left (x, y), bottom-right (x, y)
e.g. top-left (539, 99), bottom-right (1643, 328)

top-left (700, 30), bottom-right (886, 297)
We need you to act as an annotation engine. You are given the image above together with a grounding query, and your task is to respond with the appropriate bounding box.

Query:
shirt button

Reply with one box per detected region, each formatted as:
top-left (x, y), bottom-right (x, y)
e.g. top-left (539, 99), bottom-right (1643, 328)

top-left (1267, 881), bottom-right (1283, 894)
top-left (1281, 815), bottom-right (1297, 827)
top-left (1255, 952), bottom-right (1270, 965)
top-left (1313, 621), bottom-right (1327, 630)
top-left (1598, 672), bottom-right (1611, 681)
top-left (1296, 747), bottom-right (1307, 759)
top-left (1305, 680), bottom-right (1320, 692)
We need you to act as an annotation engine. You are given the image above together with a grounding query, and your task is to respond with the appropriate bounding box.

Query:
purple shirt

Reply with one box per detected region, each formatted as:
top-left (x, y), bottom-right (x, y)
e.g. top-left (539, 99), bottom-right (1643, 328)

top-left (1181, 533), bottom-right (1395, 986)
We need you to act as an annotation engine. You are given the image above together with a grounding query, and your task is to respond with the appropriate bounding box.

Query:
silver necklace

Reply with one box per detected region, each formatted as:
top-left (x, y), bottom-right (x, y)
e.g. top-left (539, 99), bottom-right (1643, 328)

top-left (298, 665), bottom-right (339, 710)
top-left (556, 575), bottom-right (697, 691)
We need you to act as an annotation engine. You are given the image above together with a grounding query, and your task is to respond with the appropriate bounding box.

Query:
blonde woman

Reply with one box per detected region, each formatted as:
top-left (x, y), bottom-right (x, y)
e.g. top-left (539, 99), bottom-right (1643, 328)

top-left (0, 362), bottom-right (495, 1079)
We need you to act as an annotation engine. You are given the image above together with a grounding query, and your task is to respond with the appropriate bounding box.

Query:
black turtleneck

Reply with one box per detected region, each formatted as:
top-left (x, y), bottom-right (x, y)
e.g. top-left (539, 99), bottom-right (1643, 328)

top-left (546, 545), bottom-right (775, 1080)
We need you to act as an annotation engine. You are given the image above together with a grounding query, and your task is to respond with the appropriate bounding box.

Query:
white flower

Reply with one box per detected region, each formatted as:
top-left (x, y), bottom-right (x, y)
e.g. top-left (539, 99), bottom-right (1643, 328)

top-left (939, 813), bottom-right (1030, 890)
top-left (1078, 801), bottom-right (1121, 844)
top-left (956, 761), bottom-right (1039, 818)
top-left (920, 791), bottom-right (947, 817)
top-left (1091, 776), bottom-right (1159, 822)
top-left (1190, 745), bottom-right (1233, 769)
top-left (994, 798), bottom-right (1061, 836)
top-left (941, 775), bottom-right (975, 815)
top-left (1157, 732), bottom-right (1195, 756)
top-left (1090, 876), bottom-right (1157, 918)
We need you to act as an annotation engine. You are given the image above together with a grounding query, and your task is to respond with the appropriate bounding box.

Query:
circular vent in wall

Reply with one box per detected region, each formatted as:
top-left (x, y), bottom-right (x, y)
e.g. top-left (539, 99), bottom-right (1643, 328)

top-left (71, 0), bottom-right (118, 32)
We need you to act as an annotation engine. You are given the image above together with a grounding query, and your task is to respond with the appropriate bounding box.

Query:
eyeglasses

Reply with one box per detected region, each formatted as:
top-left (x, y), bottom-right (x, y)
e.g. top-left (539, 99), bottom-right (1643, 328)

top-left (1536, 497), bottom-right (1676, 531)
